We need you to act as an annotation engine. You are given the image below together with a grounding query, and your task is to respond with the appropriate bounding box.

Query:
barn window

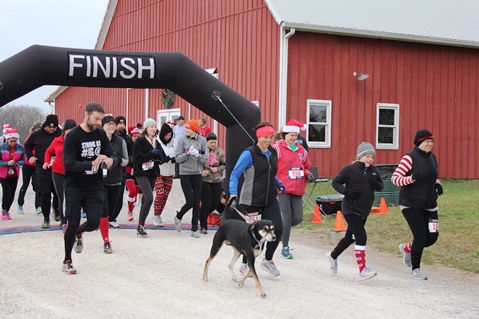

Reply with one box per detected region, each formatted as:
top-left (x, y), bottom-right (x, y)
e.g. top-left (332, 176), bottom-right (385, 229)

top-left (306, 99), bottom-right (331, 148)
top-left (376, 103), bottom-right (399, 150)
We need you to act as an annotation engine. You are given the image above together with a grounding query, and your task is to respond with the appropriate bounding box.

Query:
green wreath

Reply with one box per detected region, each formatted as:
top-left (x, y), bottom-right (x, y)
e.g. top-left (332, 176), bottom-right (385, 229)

top-left (161, 89), bottom-right (175, 109)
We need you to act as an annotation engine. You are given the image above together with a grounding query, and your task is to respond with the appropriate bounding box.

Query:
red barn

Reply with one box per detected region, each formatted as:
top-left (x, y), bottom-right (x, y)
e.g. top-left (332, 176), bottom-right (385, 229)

top-left (47, 0), bottom-right (479, 178)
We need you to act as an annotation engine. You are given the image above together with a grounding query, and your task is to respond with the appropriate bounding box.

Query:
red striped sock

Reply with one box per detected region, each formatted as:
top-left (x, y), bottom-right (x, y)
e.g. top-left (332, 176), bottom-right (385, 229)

top-left (405, 242), bottom-right (412, 253)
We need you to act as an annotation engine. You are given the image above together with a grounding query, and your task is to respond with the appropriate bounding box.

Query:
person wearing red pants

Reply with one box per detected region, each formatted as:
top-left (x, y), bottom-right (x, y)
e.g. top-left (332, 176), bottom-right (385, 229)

top-left (125, 127), bottom-right (142, 221)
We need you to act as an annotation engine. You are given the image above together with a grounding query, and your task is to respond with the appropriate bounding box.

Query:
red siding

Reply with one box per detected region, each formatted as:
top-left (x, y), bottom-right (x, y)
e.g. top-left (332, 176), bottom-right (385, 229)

top-left (287, 32), bottom-right (479, 178)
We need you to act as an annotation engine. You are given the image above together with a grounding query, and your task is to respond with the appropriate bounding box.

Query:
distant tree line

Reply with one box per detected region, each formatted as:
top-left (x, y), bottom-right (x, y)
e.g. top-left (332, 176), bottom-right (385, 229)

top-left (0, 105), bottom-right (47, 144)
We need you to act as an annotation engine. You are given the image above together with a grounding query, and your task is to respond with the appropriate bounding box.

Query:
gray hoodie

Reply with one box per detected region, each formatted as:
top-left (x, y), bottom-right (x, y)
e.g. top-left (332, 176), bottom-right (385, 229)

top-left (175, 133), bottom-right (208, 175)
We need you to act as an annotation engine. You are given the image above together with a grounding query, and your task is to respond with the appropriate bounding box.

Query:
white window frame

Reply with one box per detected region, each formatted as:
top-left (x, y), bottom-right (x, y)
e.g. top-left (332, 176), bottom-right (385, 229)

top-left (376, 103), bottom-right (400, 150)
top-left (306, 99), bottom-right (332, 148)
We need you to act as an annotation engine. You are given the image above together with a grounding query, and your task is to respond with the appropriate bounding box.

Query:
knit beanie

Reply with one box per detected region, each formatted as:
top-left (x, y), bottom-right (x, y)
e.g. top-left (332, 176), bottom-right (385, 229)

top-left (414, 129), bottom-right (434, 147)
top-left (143, 118), bottom-right (157, 130)
top-left (43, 114), bottom-right (59, 128)
top-left (159, 123), bottom-right (173, 145)
top-left (206, 133), bottom-right (217, 141)
top-left (62, 119), bottom-right (77, 131)
top-left (115, 116), bottom-right (126, 125)
top-left (356, 142), bottom-right (376, 160)
top-left (102, 115), bottom-right (116, 126)
top-left (185, 119), bottom-right (199, 133)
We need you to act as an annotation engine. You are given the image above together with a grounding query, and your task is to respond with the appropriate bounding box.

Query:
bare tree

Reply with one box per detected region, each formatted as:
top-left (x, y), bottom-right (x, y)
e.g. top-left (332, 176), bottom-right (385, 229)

top-left (0, 105), bottom-right (47, 144)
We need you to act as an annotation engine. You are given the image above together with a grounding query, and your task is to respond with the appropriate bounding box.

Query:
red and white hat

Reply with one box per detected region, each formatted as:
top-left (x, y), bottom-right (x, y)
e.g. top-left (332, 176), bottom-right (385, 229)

top-left (130, 127), bottom-right (142, 136)
top-left (283, 119), bottom-right (306, 134)
top-left (4, 128), bottom-right (19, 140)
top-left (2, 123), bottom-right (12, 134)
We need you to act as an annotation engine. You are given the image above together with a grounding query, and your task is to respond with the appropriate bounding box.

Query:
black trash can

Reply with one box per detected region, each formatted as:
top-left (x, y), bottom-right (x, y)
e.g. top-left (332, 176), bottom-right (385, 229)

top-left (373, 164), bottom-right (400, 206)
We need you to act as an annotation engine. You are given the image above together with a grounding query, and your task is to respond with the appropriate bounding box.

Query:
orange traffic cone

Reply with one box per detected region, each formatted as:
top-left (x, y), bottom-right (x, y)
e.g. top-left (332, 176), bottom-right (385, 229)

top-left (334, 210), bottom-right (346, 231)
top-left (311, 204), bottom-right (323, 224)
top-left (378, 197), bottom-right (389, 214)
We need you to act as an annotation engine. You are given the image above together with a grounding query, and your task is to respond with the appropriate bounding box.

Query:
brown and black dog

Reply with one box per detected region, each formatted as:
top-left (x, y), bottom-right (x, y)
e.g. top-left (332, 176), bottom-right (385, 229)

top-left (202, 219), bottom-right (276, 297)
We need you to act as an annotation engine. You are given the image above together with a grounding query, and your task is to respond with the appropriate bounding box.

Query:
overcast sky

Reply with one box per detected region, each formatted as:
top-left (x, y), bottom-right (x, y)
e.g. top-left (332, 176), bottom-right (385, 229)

top-left (0, 0), bottom-right (110, 112)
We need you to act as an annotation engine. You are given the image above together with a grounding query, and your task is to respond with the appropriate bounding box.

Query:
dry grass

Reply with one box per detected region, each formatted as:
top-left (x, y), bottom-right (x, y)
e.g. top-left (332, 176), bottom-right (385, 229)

top-left (300, 179), bottom-right (479, 274)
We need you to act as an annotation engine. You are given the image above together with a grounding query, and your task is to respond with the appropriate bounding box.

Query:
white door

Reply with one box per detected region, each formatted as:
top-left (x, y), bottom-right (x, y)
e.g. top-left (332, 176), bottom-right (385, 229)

top-left (157, 108), bottom-right (180, 126)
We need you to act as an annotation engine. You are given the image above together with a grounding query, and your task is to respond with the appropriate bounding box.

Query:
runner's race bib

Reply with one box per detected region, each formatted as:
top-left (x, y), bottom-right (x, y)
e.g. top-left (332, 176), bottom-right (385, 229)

top-left (246, 212), bottom-right (261, 223)
top-left (428, 218), bottom-right (439, 233)
top-left (142, 161), bottom-right (154, 171)
top-left (288, 167), bottom-right (304, 179)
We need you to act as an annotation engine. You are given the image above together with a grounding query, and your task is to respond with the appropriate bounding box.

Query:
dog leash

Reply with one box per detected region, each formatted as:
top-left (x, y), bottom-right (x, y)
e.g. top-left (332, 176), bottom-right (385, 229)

top-left (226, 197), bottom-right (255, 224)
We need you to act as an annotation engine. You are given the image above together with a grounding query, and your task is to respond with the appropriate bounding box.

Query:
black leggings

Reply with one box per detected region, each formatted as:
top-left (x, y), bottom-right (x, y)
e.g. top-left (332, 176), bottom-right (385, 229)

top-left (330, 214), bottom-right (368, 260)
top-left (103, 184), bottom-right (122, 220)
top-left (177, 174), bottom-right (203, 232)
top-left (402, 208), bottom-right (439, 269)
top-left (52, 172), bottom-right (66, 225)
top-left (1, 177), bottom-right (18, 212)
top-left (17, 164), bottom-right (41, 208)
top-left (136, 175), bottom-right (156, 225)
top-left (199, 181), bottom-right (223, 230)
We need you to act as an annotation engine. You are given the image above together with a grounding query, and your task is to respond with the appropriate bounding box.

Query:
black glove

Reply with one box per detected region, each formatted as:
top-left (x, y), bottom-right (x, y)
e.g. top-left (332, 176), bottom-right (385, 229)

top-left (306, 174), bottom-right (315, 183)
top-left (169, 156), bottom-right (176, 164)
top-left (435, 183), bottom-right (443, 196)
top-left (344, 188), bottom-right (361, 200)
top-left (411, 172), bottom-right (421, 181)
top-left (228, 195), bottom-right (238, 209)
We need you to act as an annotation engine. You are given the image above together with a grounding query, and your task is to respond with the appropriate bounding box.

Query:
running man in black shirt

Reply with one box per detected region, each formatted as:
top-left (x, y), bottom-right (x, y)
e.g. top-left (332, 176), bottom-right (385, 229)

top-left (61, 102), bottom-right (117, 274)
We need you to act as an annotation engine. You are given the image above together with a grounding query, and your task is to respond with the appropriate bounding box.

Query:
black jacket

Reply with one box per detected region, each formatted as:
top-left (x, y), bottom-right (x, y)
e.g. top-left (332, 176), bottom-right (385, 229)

top-left (132, 137), bottom-right (161, 178)
top-left (332, 161), bottom-right (384, 218)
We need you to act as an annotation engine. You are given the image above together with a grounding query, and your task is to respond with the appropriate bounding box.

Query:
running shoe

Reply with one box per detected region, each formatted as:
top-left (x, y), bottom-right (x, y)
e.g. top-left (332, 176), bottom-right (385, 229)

top-left (153, 214), bottom-right (164, 227)
top-left (4, 211), bottom-right (11, 220)
top-left (410, 268), bottom-right (428, 280)
top-left (62, 260), bottom-right (77, 275)
top-left (399, 244), bottom-right (412, 267)
top-left (0, 210), bottom-right (7, 219)
top-left (109, 221), bottom-right (120, 228)
top-left (127, 211), bottom-right (134, 221)
top-left (327, 252), bottom-right (338, 274)
top-left (41, 220), bottom-right (50, 228)
top-left (239, 263), bottom-right (253, 277)
top-left (191, 231), bottom-right (200, 238)
top-left (137, 225), bottom-right (148, 237)
top-left (54, 214), bottom-right (60, 222)
top-left (17, 204), bottom-right (24, 214)
top-left (74, 234), bottom-right (83, 253)
top-left (280, 246), bottom-right (293, 259)
top-left (103, 242), bottom-right (112, 254)
top-left (174, 213), bottom-right (181, 232)
top-left (260, 259), bottom-right (280, 277)
top-left (81, 211), bottom-right (86, 218)
top-left (61, 224), bottom-right (68, 234)
top-left (200, 228), bottom-right (207, 234)
top-left (35, 207), bottom-right (42, 214)
top-left (359, 268), bottom-right (377, 281)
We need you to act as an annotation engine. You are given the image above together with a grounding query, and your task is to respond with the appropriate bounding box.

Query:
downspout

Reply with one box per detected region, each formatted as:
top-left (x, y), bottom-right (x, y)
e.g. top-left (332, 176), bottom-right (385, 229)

top-left (278, 25), bottom-right (295, 129)
top-left (145, 88), bottom-right (149, 120)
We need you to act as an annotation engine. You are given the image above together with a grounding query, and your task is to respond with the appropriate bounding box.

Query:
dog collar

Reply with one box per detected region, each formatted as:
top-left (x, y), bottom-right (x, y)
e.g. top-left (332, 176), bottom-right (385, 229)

top-left (251, 229), bottom-right (262, 249)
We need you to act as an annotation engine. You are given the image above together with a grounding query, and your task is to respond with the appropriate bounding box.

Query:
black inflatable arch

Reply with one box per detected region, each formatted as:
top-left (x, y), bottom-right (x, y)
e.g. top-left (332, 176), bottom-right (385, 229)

top-left (0, 45), bottom-right (260, 190)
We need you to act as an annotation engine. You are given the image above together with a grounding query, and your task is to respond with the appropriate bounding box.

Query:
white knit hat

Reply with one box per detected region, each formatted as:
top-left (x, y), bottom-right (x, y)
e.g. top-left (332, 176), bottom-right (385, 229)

top-left (143, 118), bottom-right (157, 129)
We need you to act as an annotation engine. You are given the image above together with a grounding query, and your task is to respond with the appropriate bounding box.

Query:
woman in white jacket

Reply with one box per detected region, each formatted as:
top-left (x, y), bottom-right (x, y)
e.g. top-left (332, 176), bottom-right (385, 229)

top-left (153, 123), bottom-right (176, 226)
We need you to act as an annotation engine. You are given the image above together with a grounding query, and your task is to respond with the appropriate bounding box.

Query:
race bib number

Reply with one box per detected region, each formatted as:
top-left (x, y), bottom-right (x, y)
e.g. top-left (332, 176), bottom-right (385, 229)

top-left (288, 167), bottom-right (304, 179)
top-left (84, 165), bottom-right (99, 175)
top-left (246, 212), bottom-right (261, 223)
top-left (428, 219), bottom-right (439, 233)
top-left (142, 161), bottom-right (154, 171)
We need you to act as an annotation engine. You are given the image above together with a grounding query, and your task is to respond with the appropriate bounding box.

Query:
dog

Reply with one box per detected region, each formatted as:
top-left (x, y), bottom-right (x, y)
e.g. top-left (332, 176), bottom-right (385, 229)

top-left (202, 219), bottom-right (276, 297)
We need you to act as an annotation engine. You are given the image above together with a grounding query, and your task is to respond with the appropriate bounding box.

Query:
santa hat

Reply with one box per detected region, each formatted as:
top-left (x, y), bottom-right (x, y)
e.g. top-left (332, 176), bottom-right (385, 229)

top-left (2, 123), bottom-right (11, 134)
top-left (283, 119), bottom-right (306, 134)
top-left (4, 128), bottom-right (19, 140)
top-left (130, 127), bottom-right (142, 136)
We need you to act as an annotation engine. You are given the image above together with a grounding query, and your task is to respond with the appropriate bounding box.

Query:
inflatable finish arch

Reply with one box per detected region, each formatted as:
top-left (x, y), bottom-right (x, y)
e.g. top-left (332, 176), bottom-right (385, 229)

top-left (0, 45), bottom-right (260, 191)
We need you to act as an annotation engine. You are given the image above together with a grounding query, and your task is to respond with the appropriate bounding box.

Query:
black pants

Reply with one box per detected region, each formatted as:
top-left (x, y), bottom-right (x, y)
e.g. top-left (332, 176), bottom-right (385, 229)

top-left (103, 184), bottom-right (122, 220)
top-left (63, 188), bottom-right (104, 262)
top-left (330, 214), bottom-right (368, 260)
top-left (17, 164), bottom-right (41, 208)
top-left (1, 177), bottom-right (18, 212)
top-left (199, 181), bottom-right (223, 230)
top-left (136, 175), bottom-right (156, 225)
top-left (402, 208), bottom-right (439, 269)
top-left (111, 173), bottom-right (127, 222)
top-left (36, 168), bottom-right (59, 221)
top-left (177, 174), bottom-right (203, 232)
top-left (52, 172), bottom-right (67, 225)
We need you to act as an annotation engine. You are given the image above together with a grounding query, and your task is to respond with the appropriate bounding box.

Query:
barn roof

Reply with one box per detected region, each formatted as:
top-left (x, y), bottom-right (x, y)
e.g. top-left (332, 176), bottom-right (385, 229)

top-left (264, 0), bottom-right (479, 48)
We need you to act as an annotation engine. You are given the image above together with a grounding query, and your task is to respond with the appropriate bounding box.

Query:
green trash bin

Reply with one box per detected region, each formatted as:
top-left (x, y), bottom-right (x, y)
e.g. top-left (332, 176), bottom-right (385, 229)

top-left (373, 164), bottom-right (400, 206)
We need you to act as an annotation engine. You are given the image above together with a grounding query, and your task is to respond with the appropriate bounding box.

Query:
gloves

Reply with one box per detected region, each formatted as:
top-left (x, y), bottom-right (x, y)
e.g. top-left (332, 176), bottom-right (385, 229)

top-left (369, 180), bottom-right (382, 190)
top-left (169, 156), bottom-right (176, 164)
top-left (276, 181), bottom-right (286, 193)
top-left (306, 174), bottom-right (315, 183)
top-left (189, 146), bottom-right (199, 157)
top-left (151, 148), bottom-right (163, 157)
top-left (411, 172), bottom-right (421, 181)
top-left (344, 188), bottom-right (361, 200)
top-left (228, 195), bottom-right (238, 209)
top-left (435, 183), bottom-right (443, 196)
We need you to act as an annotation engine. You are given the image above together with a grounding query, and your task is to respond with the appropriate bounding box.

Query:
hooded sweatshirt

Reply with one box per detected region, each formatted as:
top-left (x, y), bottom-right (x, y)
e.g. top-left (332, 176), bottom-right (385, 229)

top-left (157, 123), bottom-right (176, 177)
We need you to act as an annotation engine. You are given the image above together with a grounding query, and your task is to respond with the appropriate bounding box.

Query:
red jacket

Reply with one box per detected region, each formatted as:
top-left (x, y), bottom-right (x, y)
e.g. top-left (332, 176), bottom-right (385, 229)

top-left (273, 140), bottom-right (312, 196)
top-left (44, 136), bottom-right (65, 175)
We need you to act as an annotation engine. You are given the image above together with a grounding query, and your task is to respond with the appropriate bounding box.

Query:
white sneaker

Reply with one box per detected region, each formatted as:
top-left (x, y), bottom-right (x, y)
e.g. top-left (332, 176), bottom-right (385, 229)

top-left (410, 268), bottom-right (428, 280)
top-left (35, 207), bottom-right (42, 214)
top-left (359, 268), bottom-right (377, 281)
top-left (239, 263), bottom-right (253, 277)
top-left (174, 213), bottom-right (181, 232)
top-left (17, 204), bottom-right (24, 214)
top-left (327, 252), bottom-right (338, 274)
top-left (191, 231), bottom-right (200, 238)
top-left (260, 259), bottom-right (280, 277)
top-left (153, 215), bottom-right (164, 227)
top-left (399, 244), bottom-right (412, 267)
top-left (108, 221), bottom-right (120, 228)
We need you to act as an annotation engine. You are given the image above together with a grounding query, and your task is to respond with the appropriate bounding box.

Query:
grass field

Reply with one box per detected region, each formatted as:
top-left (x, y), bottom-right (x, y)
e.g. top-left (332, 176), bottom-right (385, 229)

top-left (301, 179), bottom-right (479, 274)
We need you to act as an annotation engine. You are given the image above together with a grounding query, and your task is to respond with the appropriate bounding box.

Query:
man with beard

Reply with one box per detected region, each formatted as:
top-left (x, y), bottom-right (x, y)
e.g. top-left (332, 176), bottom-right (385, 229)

top-left (24, 114), bottom-right (62, 228)
top-left (107, 115), bottom-right (134, 228)
top-left (61, 102), bottom-right (117, 274)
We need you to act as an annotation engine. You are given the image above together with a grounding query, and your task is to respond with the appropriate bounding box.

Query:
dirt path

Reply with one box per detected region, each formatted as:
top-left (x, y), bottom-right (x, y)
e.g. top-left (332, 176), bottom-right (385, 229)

top-left (1, 180), bottom-right (478, 318)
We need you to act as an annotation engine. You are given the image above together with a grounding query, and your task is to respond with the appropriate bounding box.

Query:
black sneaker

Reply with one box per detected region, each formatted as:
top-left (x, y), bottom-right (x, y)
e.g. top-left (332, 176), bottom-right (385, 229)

top-left (103, 242), bottom-right (112, 254)
top-left (137, 225), bottom-right (148, 237)
top-left (54, 214), bottom-right (60, 222)
top-left (74, 234), bottom-right (83, 253)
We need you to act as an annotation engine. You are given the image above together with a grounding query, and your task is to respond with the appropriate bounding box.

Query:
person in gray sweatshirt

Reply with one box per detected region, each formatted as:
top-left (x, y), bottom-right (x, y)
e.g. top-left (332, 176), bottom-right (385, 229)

top-left (173, 119), bottom-right (208, 238)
